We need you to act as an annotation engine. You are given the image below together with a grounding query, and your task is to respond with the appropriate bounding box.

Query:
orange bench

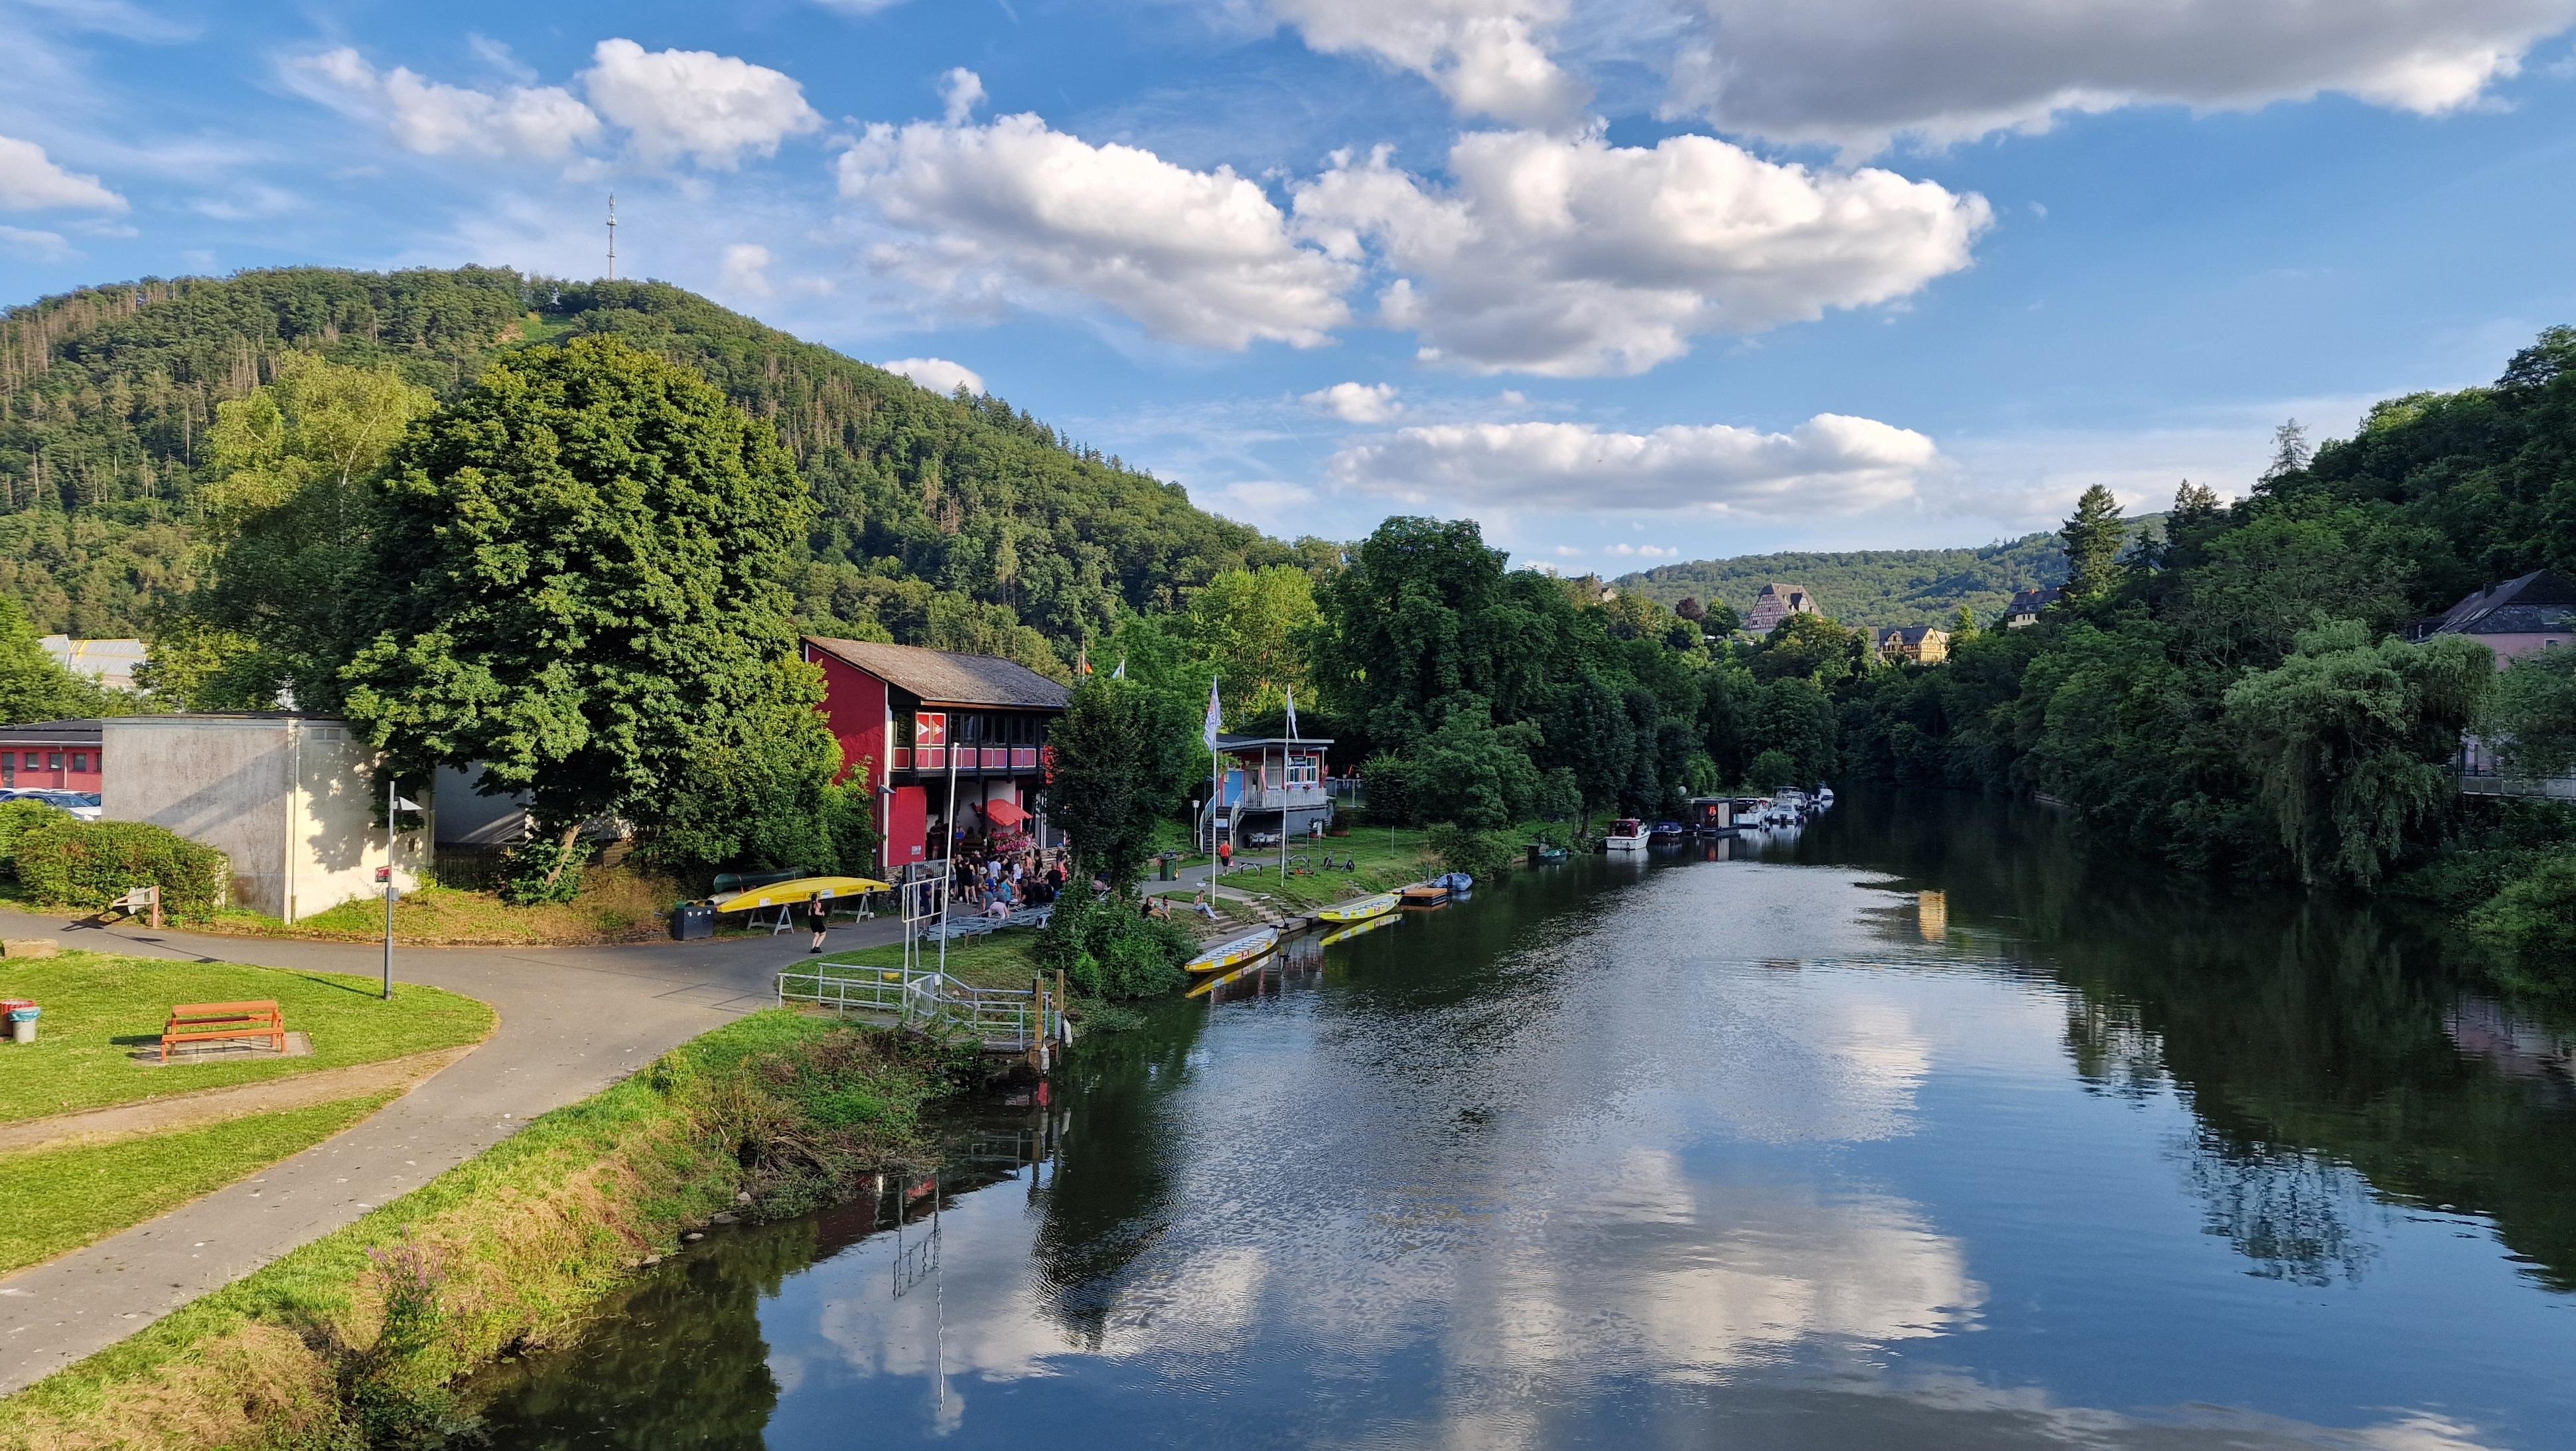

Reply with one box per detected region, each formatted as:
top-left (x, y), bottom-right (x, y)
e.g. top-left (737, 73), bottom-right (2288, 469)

top-left (162, 1001), bottom-right (286, 1063)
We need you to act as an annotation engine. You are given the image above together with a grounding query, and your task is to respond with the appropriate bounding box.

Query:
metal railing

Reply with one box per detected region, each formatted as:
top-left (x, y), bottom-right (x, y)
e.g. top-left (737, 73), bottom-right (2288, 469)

top-left (777, 965), bottom-right (1066, 1050)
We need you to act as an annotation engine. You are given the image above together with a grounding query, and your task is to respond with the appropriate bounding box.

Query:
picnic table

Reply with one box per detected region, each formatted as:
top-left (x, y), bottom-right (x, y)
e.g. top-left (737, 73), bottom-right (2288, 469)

top-left (162, 1000), bottom-right (286, 1063)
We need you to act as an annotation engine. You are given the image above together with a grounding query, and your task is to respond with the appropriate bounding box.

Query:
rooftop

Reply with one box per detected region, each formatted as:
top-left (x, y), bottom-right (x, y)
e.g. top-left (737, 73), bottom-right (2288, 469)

top-left (805, 637), bottom-right (1072, 710)
top-left (2424, 570), bottom-right (2576, 637)
top-left (0, 718), bottom-right (104, 742)
top-left (1216, 733), bottom-right (1335, 749)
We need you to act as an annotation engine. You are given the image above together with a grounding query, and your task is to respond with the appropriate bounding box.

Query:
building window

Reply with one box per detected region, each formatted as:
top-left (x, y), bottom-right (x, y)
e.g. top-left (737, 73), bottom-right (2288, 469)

top-left (1288, 753), bottom-right (1319, 787)
top-left (70, 753), bottom-right (88, 772)
top-left (20, 751), bottom-right (35, 769)
top-left (47, 753), bottom-right (62, 771)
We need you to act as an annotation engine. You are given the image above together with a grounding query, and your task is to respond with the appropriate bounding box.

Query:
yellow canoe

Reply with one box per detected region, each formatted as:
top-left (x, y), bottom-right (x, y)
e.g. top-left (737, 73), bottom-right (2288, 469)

top-left (1319, 913), bottom-right (1398, 948)
top-left (1185, 958), bottom-right (1270, 999)
top-left (1185, 927), bottom-right (1279, 976)
top-left (711, 876), bottom-right (894, 913)
top-left (1314, 891), bottom-right (1399, 925)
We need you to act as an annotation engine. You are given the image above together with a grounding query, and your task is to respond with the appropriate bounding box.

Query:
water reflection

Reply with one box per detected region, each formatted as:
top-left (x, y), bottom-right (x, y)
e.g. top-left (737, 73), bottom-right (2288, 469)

top-left (472, 794), bottom-right (2576, 1450)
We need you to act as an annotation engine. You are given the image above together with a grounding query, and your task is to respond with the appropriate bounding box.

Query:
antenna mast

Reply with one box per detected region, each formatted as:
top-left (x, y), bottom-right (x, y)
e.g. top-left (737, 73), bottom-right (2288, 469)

top-left (606, 193), bottom-right (617, 281)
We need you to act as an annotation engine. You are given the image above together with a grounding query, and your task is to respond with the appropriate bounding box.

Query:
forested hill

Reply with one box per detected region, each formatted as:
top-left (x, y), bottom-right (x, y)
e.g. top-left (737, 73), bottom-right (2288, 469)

top-left (0, 267), bottom-right (1313, 663)
top-left (1613, 517), bottom-right (2170, 631)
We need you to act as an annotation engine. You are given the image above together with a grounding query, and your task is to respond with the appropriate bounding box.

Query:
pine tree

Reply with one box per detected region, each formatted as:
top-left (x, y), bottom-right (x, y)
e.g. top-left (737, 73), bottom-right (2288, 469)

top-left (2060, 485), bottom-right (2126, 601)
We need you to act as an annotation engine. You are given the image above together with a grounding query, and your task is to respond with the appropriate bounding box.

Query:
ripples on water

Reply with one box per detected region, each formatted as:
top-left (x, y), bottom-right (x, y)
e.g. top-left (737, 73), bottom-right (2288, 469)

top-left (469, 793), bottom-right (2576, 1450)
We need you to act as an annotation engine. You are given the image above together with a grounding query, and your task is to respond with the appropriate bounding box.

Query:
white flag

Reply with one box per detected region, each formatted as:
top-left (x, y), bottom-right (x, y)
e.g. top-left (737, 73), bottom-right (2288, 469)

top-left (1203, 676), bottom-right (1223, 752)
top-left (1111, 658), bottom-right (1126, 680)
top-left (1284, 685), bottom-right (1299, 741)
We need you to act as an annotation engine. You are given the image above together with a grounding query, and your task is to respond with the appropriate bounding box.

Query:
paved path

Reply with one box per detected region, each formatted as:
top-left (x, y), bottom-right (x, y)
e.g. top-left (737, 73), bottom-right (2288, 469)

top-left (0, 906), bottom-right (904, 1397)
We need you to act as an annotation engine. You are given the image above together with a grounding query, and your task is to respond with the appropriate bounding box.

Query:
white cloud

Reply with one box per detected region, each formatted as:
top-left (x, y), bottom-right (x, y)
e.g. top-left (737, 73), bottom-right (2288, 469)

top-left (879, 356), bottom-right (988, 395)
top-left (1665, 0), bottom-right (2576, 155)
top-left (287, 48), bottom-right (600, 160)
top-left (0, 133), bottom-right (125, 211)
top-left (1267, 0), bottom-right (1586, 126)
top-left (938, 67), bottom-right (986, 125)
top-left (1604, 542), bottom-right (1678, 556)
top-left (580, 39), bottom-right (822, 169)
top-left (720, 242), bottom-right (774, 297)
top-left (1328, 414), bottom-right (1942, 518)
top-left (1204, 479), bottom-right (1319, 529)
top-left (1303, 380), bottom-right (1401, 423)
top-left (0, 223), bottom-right (71, 260)
top-left (835, 113), bottom-right (1353, 349)
top-left (1292, 130), bottom-right (1989, 376)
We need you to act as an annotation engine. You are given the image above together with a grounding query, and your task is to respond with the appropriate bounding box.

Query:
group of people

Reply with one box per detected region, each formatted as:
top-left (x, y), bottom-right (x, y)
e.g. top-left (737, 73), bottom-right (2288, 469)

top-left (954, 844), bottom-right (1067, 919)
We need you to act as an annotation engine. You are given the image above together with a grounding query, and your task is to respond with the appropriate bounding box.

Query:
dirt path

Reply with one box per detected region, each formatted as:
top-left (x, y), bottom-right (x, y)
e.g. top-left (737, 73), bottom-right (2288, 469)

top-left (0, 1045), bottom-right (478, 1157)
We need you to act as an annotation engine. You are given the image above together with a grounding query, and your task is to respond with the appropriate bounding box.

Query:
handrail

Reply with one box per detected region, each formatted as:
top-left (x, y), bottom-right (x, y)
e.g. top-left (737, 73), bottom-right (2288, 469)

top-left (778, 965), bottom-right (1064, 1049)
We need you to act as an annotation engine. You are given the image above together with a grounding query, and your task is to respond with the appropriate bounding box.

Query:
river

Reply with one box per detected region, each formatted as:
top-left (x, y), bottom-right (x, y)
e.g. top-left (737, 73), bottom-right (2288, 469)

top-left (466, 792), bottom-right (2576, 1450)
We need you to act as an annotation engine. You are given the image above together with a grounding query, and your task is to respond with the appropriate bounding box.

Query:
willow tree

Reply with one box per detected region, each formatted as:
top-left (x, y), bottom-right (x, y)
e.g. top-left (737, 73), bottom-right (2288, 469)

top-left (340, 337), bottom-right (830, 890)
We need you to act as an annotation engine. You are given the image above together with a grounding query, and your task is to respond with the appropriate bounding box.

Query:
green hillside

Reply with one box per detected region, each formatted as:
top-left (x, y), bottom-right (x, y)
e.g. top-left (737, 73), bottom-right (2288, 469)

top-left (1614, 517), bottom-right (2165, 631)
top-left (0, 267), bottom-right (1317, 660)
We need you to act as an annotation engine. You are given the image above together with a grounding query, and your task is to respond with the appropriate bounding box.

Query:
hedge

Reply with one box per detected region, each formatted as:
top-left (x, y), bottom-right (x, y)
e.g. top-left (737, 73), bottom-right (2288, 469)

top-left (10, 817), bottom-right (230, 919)
top-left (0, 799), bottom-right (60, 868)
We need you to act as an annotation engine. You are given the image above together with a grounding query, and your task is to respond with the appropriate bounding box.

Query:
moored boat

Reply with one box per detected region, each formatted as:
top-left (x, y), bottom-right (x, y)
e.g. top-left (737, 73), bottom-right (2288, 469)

top-left (1315, 891), bottom-right (1400, 925)
top-left (1648, 820), bottom-right (1688, 846)
top-left (1185, 926), bottom-right (1280, 975)
top-left (1431, 872), bottom-right (1474, 891)
top-left (1604, 817), bottom-right (1649, 852)
top-left (1400, 882), bottom-right (1451, 907)
top-left (1528, 842), bottom-right (1570, 864)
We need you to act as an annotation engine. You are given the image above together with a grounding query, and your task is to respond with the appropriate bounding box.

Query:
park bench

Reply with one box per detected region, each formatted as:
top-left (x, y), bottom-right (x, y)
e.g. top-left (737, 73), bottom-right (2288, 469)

top-left (162, 1000), bottom-right (286, 1063)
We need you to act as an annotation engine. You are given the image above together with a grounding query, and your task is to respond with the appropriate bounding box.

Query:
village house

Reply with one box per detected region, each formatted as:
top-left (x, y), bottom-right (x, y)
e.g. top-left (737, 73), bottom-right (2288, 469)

top-left (1747, 583), bottom-right (1822, 634)
top-left (2005, 586), bottom-right (2062, 628)
top-left (2416, 570), bottom-right (2576, 794)
top-left (1876, 625), bottom-right (1952, 665)
top-left (0, 719), bottom-right (103, 794)
top-left (804, 637), bottom-right (1071, 876)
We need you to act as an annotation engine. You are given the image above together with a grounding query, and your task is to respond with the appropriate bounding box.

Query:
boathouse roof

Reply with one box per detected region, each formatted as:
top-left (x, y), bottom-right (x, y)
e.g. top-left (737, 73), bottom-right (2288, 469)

top-left (803, 638), bottom-right (1072, 710)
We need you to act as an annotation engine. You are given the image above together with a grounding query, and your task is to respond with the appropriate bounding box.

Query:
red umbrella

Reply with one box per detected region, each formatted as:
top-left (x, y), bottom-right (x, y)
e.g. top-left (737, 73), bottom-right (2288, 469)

top-left (981, 799), bottom-right (1031, 827)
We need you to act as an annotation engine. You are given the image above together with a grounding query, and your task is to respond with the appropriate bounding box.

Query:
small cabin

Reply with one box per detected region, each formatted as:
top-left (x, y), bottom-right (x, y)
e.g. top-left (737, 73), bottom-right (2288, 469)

top-left (1684, 797), bottom-right (1733, 832)
top-left (1206, 733), bottom-right (1334, 847)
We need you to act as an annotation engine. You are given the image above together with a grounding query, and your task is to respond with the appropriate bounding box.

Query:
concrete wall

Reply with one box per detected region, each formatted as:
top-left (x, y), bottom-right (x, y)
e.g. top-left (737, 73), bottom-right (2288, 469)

top-left (101, 717), bottom-right (425, 922)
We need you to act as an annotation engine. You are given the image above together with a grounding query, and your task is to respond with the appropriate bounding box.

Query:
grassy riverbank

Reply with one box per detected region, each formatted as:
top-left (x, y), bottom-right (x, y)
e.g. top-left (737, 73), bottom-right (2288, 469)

top-left (0, 1009), bottom-right (953, 1451)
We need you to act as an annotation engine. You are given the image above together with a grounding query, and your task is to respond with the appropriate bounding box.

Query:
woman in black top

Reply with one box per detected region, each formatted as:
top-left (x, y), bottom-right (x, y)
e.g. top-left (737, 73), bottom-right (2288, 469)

top-left (806, 897), bottom-right (831, 954)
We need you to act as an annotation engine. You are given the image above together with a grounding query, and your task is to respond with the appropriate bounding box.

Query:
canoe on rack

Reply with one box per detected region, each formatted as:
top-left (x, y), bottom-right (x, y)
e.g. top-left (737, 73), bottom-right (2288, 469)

top-left (711, 876), bottom-right (894, 914)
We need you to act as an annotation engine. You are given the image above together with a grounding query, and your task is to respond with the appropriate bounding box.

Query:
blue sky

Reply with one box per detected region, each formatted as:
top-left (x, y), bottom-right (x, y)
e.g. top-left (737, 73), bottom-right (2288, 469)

top-left (5, 0), bottom-right (2575, 570)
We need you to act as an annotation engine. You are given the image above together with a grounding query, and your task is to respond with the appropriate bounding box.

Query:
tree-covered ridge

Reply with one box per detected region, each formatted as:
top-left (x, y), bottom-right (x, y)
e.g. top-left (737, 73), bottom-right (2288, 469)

top-left (0, 267), bottom-right (1311, 654)
top-left (1615, 521), bottom-right (2164, 632)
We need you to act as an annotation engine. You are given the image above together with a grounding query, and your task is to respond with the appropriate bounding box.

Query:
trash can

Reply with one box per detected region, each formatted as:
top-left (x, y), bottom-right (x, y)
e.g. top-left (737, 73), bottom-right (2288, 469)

top-left (7, 1007), bottom-right (38, 1045)
top-left (1157, 853), bottom-right (1177, 881)
top-left (670, 903), bottom-right (715, 942)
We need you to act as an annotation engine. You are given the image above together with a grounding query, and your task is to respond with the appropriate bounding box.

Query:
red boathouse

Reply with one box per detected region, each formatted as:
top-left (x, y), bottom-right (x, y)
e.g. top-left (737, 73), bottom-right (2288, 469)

top-left (802, 638), bottom-right (1072, 876)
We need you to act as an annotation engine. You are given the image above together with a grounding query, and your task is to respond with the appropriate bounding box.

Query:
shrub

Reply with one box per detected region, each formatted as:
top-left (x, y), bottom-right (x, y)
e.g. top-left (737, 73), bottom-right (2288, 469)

top-left (1359, 751), bottom-right (1415, 825)
top-left (0, 798), bottom-right (61, 872)
top-left (1427, 822), bottom-right (1515, 881)
top-left (2467, 848), bottom-right (2576, 990)
top-left (496, 835), bottom-right (592, 906)
top-left (1035, 893), bottom-right (1191, 1000)
top-left (10, 817), bottom-right (230, 918)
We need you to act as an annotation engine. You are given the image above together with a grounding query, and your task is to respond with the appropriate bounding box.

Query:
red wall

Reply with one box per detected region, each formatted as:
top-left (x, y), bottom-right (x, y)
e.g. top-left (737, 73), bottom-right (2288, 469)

top-left (808, 647), bottom-right (889, 789)
top-left (889, 785), bottom-right (929, 870)
top-left (2, 743), bottom-right (101, 792)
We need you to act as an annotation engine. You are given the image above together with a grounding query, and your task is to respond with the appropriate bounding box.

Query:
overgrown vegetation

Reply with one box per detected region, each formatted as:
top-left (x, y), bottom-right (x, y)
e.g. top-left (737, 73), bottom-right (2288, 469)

top-left (7, 816), bottom-right (228, 919)
top-left (0, 1010), bottom-right (950, 1451)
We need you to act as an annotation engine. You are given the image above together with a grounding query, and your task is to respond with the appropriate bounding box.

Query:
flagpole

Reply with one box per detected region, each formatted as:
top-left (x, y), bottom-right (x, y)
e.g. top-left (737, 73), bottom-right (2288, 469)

top-left (1281, 687), bottom-right (1293, 879)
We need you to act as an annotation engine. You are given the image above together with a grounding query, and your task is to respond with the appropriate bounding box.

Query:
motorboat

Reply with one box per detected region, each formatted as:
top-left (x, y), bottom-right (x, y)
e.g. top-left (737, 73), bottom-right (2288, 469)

top-left (1431, 872), bottom-right (1474, 892)
top-left (1315, 891), bottom-right (1400, 925)
top-left (1528, 842), bottom-right (1571, 864)
top-left (1186, 926), bottom-right (1280, 975)
top-left (1816, 785), bottom-right (1835, 807)
top-left (1603, 818), bottom-right (1649, 852)
top-left (1648, 820), bottom-right (1689, 846)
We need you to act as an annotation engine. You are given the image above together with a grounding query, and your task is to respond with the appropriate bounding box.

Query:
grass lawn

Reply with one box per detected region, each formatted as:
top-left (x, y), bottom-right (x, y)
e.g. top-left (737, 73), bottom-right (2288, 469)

top-left (198, 864), bottom-right (689, 947)
top-left (1191, 823), bottom-right (1561, 913)
top-left (0, 1094), bottom-right (395, 1277)
top-left (0, 951), bottom-right (494, 1124)
top-left (818, 931), bottom-right (1042, 992)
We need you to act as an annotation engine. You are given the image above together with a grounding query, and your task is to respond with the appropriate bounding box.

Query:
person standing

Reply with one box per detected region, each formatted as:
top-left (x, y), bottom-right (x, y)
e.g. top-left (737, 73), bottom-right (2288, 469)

top-left (1217, 837), bottom-right (1233, 873)
top-left (806, 895), bottom-right (831, 955)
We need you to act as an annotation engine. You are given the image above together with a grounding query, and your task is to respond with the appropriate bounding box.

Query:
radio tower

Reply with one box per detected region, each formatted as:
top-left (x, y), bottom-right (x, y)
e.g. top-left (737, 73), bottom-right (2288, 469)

top-left (605, 193), bottom-right (617, 281)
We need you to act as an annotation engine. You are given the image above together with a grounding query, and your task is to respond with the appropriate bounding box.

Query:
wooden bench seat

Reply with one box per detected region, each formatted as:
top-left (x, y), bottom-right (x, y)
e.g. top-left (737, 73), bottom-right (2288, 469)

top-left (162, 1000), bottom-right (286, 1063)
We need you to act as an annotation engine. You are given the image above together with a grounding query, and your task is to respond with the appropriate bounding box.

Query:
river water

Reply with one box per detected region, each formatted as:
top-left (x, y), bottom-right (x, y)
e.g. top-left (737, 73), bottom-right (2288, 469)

top-left (467, 793), bottom-right (2576, 1450)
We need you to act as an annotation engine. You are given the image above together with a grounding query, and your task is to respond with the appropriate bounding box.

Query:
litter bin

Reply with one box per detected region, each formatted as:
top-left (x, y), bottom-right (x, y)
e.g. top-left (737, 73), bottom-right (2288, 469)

top-left (670, 903), bottom-right (715, 942)
top-left (1157, 852), bottom-right (1177, 881)
top-left (7, 1006), bottom-right (38, 1045)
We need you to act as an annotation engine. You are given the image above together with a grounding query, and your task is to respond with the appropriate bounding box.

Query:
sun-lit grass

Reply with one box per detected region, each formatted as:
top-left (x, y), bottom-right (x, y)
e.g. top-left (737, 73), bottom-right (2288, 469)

top-left (818, 930), bottom-right (1042, 992)
top-left (0, 1095), bottom-right (395, 1277)
top-left (0, 951), bottom-right (494, 1124)
top-left (199, 864), bottom-right (690, 947)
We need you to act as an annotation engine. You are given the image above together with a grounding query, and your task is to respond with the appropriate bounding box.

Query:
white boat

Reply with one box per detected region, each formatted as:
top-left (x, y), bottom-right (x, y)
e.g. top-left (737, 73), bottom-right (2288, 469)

top-left (1604, 817), bottom-right (1649, 852)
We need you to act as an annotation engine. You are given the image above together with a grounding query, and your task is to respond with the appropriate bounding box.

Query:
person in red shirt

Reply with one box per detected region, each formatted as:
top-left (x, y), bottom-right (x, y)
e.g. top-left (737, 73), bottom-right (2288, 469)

top-left (1217, 838), bottom-right (1232, 872)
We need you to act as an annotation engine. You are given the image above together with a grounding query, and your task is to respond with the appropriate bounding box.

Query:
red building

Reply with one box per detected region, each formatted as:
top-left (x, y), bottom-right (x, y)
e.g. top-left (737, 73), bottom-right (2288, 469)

top-left (0, 719), bottom-right (104, 794)
top-left (802, 638), bottom-right (1072, 875)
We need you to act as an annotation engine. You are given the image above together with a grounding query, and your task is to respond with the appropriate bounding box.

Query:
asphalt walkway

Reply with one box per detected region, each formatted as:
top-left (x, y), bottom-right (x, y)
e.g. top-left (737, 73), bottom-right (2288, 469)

top-left (0, 905), bottom-right (904, 1397)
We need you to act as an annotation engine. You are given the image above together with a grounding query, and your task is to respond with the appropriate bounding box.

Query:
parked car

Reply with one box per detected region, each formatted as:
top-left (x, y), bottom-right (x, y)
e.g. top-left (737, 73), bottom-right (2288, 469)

top-left (1, 789), bottom-right (102, 821)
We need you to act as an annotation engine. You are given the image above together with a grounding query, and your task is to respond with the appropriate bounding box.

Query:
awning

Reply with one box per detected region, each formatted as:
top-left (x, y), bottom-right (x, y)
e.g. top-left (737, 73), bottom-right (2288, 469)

top-left (980, 799), bottom-right (1031, 827)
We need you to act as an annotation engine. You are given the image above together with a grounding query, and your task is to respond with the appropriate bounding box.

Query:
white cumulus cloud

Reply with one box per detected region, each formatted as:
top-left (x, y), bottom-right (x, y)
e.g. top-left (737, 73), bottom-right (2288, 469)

top-left (1603, 542), bottom-right (1678, 557)
top-left (880, 356), bottom-right (988, 395)
top-left (835, 113), bottom-right (1353, 349)
top-left (1328, 414), bottom-right (1942, 518)
top-left (0, 224), bottom-right (72, 259)
top-left (0, 133), bottom-right (127, 211)
top-left (1303, 381), bottom-right (1402, 423)
top-left (1292, 131), bottom-right (1989, 376)
top-left (287, 48), bottom-right (601, 160)
top-left (719, 242), bottom-right (774, 296)
top-left (1666, 0), bottom-right (2576, 155)
top-left (1267, 0), bottom-right (1586, 127)
top-left (580, 39), bottom-right (821, 169)
top-left (938, 67), bottom-right (986, 125)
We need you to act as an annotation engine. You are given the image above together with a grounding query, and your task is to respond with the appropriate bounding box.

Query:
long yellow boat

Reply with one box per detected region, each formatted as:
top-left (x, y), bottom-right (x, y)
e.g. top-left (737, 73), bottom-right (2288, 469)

top-left (1314, 891), bottom-right (1399, 925)
top-left (1318, 913), bottom-right (1399, 948)
top-left (1185, 926), bottom-right (1279, 975)
top-left (1185, 958), bottom-right (1269, 998)
top-left (710, 876), bottom-right (894, 913)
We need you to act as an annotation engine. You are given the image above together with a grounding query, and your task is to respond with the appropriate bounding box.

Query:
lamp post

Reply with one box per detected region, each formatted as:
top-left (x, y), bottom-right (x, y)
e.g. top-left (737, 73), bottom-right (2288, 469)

top-left (380, 777), bottom-right (420, 1001)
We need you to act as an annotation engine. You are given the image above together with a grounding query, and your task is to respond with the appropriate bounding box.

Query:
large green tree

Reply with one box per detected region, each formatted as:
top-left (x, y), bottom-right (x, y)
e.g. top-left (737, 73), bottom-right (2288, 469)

top-left (2482, 647), bottom-right (2576, 777)
top-left (1046, 674), bottom-right (1191, 891)
top-left (0, 592), bottom-right (126, 725)
top-left (1179, 565), bottom-right (1319, 714)
top-left (2060, 484), bottom-right (2127, 603)
top-left (340, 337), bottom-right (832, 884)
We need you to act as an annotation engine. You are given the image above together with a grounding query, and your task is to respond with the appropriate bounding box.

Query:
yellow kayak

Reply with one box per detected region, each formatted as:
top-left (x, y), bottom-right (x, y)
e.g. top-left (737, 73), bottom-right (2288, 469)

top-left (711, 876), bottom-right (894, 913)
top-left (1185, 927), bottom-right (1279, 975)
top-left (1319, 913), bottom-right (1398, 948)
top-left (1185, 958), bottom-right (1269, 998)
top-left (1314, 891), bottom-right (1399, 925)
